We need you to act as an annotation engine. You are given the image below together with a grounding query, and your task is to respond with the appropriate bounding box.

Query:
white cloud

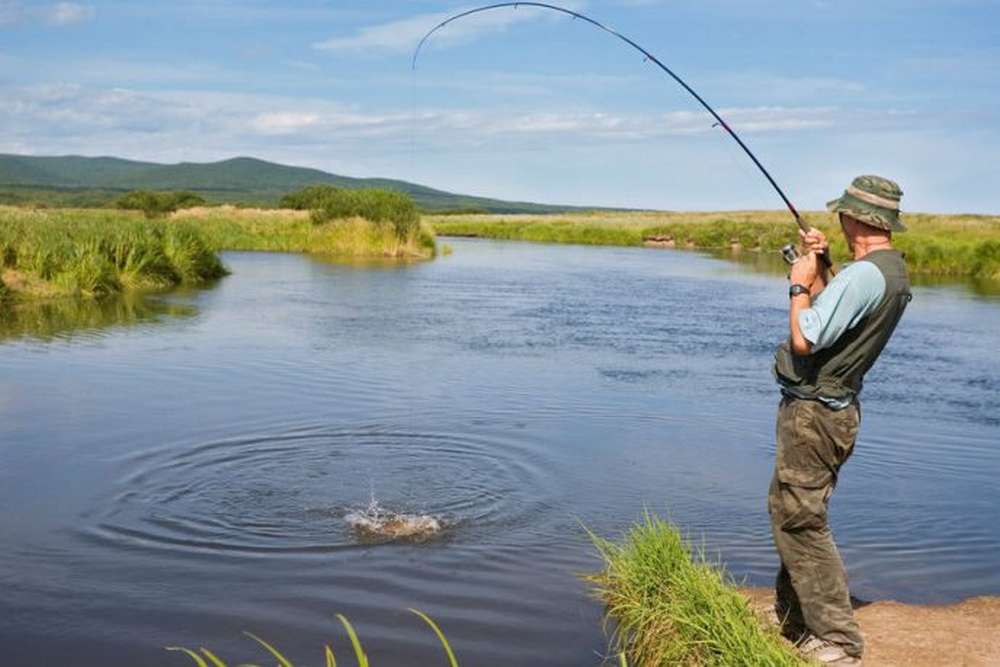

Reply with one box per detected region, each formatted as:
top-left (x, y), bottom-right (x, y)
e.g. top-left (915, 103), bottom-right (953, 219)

top-left (314, 2), bottom-right (582, 55)
top-left (44, 2), bottom-right (94, 25)
top-left (249, 112), bottom-right (322, 135)
top-left (0, 83), bottom-right (877, 150)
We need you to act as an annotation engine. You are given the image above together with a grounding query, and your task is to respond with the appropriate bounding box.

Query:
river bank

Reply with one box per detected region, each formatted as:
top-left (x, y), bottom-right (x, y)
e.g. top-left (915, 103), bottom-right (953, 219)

top-left (0, 205), bottom-right (436, 300)
top-left (744, 588), bottom-right (1000, 667)
top-left (590, 514), bottom-right (1000, 666)
top-left (427, 210), bottom-right (1000, 281)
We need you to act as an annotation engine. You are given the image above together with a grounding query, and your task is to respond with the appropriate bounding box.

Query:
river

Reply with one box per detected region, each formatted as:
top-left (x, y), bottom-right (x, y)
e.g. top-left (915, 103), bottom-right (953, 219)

top-left (1, 238), bottom-right (998, 665)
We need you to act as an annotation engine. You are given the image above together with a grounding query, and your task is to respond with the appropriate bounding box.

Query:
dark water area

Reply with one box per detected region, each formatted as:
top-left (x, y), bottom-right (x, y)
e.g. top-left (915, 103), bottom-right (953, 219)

top-left (1, 239), bottom-right (998, 666)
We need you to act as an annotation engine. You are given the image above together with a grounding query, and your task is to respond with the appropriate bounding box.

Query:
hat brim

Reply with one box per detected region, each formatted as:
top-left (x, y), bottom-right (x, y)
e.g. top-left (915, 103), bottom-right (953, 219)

top-left (827, 191), bottom-right (906, 232)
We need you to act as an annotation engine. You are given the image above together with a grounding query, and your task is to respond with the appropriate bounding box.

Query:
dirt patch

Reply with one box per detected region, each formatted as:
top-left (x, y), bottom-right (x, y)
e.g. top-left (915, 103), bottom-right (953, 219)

top-left (1, 269), bottom-right (63, 299)
top-left (743, 588), bottom-right (1000, 666)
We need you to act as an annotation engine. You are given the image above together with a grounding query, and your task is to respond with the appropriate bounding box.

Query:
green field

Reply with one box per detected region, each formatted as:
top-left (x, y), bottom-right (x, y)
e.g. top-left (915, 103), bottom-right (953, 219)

top-left (427, 211), bottom-right (1000, 281)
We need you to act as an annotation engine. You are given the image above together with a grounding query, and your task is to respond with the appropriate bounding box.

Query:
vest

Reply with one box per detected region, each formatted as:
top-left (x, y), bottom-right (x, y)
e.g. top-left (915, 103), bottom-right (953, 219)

top-left (773, 249), bottom-right (911, 403)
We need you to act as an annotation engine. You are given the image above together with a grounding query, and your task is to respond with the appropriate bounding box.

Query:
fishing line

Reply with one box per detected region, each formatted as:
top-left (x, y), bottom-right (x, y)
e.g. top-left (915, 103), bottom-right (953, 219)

top-left (412, 2), bottom-right (832, 268)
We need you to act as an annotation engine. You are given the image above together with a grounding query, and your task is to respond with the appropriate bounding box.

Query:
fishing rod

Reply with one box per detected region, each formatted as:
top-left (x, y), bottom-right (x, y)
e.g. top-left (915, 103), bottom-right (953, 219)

top-left (413, 1), bottom-right (833, 271)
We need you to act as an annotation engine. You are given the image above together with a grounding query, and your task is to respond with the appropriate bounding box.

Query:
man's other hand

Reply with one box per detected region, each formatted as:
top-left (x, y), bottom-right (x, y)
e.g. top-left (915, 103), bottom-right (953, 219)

top-left (790, 251), bottom-right (819, 287)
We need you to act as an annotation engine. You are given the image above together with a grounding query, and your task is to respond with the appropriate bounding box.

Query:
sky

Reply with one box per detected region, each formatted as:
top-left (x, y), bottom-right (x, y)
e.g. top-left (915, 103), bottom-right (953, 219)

top-left (1, 0), bottom-right (998, 212)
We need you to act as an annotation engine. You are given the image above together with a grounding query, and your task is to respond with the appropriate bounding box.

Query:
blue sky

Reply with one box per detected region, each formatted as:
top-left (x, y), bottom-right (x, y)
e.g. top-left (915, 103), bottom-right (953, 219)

top-left (1, 0), bottom-right (998, 212)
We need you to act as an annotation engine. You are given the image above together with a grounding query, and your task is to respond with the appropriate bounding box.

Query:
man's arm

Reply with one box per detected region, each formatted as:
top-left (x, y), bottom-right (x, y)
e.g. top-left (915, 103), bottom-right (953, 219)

top-left (788, 251), bottom-right (819, 356)
top-left (789, 261), bottom-right (888, 357)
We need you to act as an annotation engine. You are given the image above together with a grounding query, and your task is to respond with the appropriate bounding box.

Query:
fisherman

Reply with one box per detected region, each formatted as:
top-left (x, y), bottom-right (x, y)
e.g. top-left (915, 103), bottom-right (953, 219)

top-left (769, 175), bottom-right (912, 665)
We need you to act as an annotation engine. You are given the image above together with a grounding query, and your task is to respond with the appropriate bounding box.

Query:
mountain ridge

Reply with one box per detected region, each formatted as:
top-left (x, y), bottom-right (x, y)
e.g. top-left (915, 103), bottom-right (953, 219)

top-left (0, 153), bottom-right (586, 213)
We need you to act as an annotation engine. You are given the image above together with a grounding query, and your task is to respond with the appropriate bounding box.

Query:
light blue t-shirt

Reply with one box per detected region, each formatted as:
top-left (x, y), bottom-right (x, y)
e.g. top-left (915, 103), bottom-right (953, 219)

top-left (779, 260), bottom-right (886, 408)
top-left (799, 261), bottom-right (886, 352)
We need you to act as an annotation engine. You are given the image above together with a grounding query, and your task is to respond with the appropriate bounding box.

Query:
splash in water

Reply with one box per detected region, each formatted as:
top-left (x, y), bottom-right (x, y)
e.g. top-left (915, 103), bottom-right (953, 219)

top-left (344, 495), bottom-right (443, 543)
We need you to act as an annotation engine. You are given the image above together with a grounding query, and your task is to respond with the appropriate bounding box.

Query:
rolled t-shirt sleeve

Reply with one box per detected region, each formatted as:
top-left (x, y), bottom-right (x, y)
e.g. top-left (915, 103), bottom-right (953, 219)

top-left (798, 261), bottom-right (886, 352)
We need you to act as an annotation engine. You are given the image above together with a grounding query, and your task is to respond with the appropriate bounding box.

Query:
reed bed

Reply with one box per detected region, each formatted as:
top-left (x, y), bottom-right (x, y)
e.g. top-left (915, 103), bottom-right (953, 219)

top-left (0, 207), bottom-right (227, 299)
top-left (586, 513), bottom-right (805, 667)
top-left (173, 206), bottom-right (437, 259)
top-left (428, 211), bottom-right (1000, 280)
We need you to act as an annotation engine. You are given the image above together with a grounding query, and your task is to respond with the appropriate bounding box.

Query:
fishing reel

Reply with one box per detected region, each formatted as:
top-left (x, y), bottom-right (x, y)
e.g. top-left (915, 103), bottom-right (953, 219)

top-left (780, 244), bottom-right (800, 265)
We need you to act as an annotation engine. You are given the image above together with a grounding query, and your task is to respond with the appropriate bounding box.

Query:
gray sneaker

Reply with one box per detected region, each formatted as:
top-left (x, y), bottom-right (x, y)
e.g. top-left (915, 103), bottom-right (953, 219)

top-left (798, 636), bottom-right (863, 665)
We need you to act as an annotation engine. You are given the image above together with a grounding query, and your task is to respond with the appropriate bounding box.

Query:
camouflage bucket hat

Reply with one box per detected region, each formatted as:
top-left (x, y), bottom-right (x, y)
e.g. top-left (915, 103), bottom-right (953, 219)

top-left (826, 174), bottom-right (906, 232)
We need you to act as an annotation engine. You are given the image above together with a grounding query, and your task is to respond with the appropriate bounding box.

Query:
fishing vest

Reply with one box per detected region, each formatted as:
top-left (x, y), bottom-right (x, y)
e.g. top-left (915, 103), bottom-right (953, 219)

top-left (773, 249), bottom-right (912, 404)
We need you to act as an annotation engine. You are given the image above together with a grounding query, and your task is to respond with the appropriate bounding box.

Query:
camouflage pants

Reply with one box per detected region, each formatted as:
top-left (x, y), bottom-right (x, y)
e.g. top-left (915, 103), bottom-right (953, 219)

top-left (768, 396), bottom-right (864, 658)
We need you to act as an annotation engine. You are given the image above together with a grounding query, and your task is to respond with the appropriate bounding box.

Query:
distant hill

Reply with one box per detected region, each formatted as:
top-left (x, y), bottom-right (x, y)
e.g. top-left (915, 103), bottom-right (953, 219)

top-left (0, 154), bottom-right (583, 213)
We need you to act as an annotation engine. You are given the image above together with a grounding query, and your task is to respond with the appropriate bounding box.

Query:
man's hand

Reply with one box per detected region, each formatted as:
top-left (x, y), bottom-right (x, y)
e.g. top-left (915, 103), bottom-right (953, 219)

top-left (799, 228), bottom-right (829, 256)
top-left (789, 250), bottom-right (819, 287)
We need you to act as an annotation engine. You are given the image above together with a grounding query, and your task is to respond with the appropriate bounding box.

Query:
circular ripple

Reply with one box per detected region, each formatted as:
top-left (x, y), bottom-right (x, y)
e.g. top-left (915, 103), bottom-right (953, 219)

top-left (82, 425), bottom-right (550, 556)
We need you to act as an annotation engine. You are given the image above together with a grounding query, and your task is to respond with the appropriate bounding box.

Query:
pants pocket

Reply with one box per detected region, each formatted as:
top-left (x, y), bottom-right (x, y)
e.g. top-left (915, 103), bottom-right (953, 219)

top-left (773, 474), bottom-right (833, 532)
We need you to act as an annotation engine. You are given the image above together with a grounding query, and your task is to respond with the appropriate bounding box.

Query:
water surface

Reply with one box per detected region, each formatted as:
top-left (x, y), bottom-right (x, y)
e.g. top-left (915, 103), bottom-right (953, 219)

top-left (1, 240), bottom-right (998, 665)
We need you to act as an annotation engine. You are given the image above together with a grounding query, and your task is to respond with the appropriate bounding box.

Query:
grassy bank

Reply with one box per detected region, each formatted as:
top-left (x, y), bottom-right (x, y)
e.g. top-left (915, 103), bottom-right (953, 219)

top-left (428, 211), bottom-right (1000, 280)
top-left (0, 201), bottom-right (437, 301)
top-left (588, 514), bottom-right (805, 667)
top-left (173, 206), bottom-right (436, 259)
top-left (0, 207), bottom-right (227, 299)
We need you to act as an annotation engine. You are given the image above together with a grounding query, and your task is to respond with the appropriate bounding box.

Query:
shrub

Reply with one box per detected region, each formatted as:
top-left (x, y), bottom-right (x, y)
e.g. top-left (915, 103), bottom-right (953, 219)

top-left (279, 184), bottom-right (341, 210)
top-left (116, 191), bottom-right (207, 218)
top-left (309, 188), bottom-right (420, 240)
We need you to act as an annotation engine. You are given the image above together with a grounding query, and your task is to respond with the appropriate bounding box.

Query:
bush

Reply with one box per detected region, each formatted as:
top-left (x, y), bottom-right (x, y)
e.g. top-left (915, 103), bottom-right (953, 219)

top-left (280, 185), bottom-right (420, 241)
top-left (116, 191), bottom-right (207, 218)
top-left (279, 184), bottom-right (341, 210)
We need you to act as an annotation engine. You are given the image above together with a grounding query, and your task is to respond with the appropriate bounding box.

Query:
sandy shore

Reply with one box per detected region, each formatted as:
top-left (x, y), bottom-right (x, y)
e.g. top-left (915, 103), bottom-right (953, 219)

top-left (743, 588), bottom-right (1000, 666)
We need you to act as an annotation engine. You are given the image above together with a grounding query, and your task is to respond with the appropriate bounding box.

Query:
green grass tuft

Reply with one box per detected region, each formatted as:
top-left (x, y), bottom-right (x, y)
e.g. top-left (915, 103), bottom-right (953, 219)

top-left (0, 207), bottom-right (227, 300)
top-left (586, 513), bottom-right (805, 667)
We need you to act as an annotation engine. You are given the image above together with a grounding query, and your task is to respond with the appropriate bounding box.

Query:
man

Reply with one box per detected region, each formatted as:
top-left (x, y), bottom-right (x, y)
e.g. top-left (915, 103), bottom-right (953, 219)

top-left (769, 175), bottom-right (913, 665)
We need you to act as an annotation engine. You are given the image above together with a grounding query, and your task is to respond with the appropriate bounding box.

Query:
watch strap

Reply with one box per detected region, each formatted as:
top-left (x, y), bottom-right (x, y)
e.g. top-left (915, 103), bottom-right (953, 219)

top-left (789, 284), bottom-right (811, 298)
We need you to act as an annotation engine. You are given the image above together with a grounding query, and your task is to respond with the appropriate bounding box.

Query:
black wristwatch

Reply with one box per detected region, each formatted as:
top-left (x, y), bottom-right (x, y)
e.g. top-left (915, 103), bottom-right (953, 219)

top-left (789, 284), bottom-right (811, 299)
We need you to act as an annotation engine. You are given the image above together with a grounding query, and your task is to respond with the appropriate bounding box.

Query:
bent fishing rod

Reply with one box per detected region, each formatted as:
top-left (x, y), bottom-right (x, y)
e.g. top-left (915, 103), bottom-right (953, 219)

top-left (413, 1), bottom-right (833, 271)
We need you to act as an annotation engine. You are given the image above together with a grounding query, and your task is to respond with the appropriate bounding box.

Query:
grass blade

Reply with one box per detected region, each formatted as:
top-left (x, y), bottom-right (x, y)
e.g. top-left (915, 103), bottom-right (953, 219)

top-left (242, 632), bottom-right (294, 667)
top-left (325, 644), bottom-right (337, 667)
top-left (164, 646), bottom-right (209, 667)
top-left (335, 614), bottom-right (369, 667)
top-left (200, 648), bottom-right (227, 667)
top-left (408, 608), bottom-right (459, 667)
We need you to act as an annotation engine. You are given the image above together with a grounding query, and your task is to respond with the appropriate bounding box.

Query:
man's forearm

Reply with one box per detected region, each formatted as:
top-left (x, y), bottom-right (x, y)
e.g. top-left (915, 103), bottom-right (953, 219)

top-left (789, 293), bottom-right (813, 355)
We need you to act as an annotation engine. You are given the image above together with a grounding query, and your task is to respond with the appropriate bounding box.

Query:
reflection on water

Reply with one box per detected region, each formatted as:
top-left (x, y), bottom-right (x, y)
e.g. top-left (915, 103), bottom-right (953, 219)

top-left (0, 292), bottom-right (198, 342)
